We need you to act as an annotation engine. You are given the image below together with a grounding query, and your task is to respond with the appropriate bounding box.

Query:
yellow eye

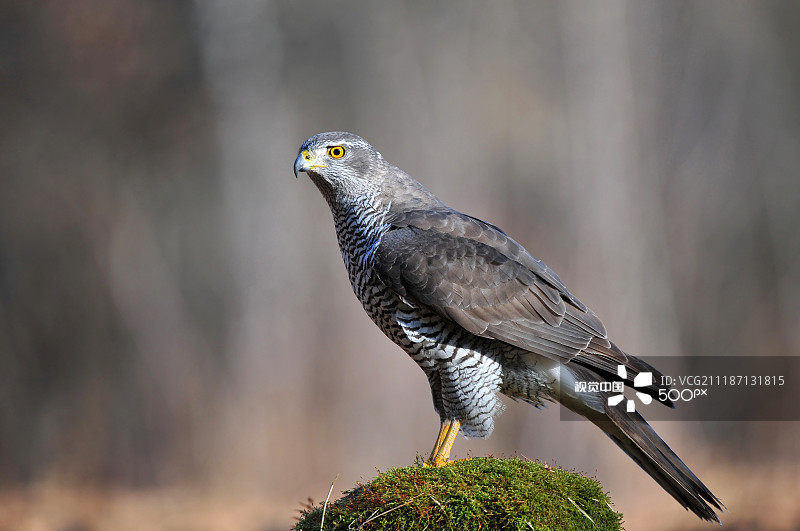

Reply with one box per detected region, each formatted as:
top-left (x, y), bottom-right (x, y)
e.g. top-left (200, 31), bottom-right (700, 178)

top-left (327, 146), bottom-right (345, 159)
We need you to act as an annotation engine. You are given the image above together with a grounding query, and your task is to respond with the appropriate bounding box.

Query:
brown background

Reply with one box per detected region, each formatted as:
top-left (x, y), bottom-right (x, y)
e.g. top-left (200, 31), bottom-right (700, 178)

top-left (1, 1), bottom-right (799, 529)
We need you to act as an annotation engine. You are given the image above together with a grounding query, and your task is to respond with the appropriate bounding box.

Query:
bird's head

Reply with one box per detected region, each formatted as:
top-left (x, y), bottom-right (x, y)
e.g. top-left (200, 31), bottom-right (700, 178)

top-left (294, 132), bottom-right (388, 198)
top-left (295, 131), bottom-right (446, 213)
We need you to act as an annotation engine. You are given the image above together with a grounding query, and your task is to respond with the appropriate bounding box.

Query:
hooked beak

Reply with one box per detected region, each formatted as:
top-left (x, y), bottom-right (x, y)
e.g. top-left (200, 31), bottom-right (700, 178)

top-left (294, 149), bottom-right (326, 178)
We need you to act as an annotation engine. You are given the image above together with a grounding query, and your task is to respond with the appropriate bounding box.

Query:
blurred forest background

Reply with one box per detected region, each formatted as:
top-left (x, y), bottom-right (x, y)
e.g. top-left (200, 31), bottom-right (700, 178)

top-left (1, 1), bottom-right (799, 529)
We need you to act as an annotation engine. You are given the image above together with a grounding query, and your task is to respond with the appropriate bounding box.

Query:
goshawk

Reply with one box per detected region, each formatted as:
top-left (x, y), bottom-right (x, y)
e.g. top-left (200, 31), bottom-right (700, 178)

top-left (294, 131), bottom-right (722, 522)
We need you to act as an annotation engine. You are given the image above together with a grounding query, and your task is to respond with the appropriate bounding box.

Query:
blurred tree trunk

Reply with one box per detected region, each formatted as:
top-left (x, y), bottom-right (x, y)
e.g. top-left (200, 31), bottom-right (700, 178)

top-left (0, 0), bottom-right (229, 484)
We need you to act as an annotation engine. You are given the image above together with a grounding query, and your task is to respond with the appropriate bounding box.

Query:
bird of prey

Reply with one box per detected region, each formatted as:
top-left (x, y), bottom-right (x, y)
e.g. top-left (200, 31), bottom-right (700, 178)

top-left (294, 131), bottom-right (723, 522)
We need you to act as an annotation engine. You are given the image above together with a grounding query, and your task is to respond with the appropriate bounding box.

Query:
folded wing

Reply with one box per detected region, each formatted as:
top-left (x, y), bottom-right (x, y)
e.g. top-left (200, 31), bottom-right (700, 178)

top-left (375, 209), bottom-right (668, 401)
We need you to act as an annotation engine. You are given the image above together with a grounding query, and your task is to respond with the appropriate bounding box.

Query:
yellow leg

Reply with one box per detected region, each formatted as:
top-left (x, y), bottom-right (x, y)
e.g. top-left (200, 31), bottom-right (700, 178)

top-left (428, 419), bottom-right (461, 467)
top-left (428, 420), bottom-right (451, 462)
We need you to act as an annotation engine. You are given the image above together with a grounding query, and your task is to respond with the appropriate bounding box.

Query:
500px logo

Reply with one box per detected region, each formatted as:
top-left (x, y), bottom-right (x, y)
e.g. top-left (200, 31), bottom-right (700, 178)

top-left (574, 364), bottom-right (714, 409)
top-left (564, 356), bottom-right (797, 422)
top-left (659, 387), bottom-right (708, 403)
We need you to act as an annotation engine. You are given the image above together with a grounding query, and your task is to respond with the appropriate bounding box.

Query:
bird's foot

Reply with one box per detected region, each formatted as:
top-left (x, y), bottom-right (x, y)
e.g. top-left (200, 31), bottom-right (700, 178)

top-left (426, 456), bottom-right (449, 467)
top-left (425, 419), bottom-right (462, 468)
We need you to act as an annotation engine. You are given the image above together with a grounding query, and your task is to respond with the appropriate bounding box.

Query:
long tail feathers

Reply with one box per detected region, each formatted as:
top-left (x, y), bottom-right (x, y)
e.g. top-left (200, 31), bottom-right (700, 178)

top-left (590, 405), bottom-right (724, 523)
top-left (552, 362), bottom-right (724, 522)
top-left (581, 401), bottom-right (724, 523)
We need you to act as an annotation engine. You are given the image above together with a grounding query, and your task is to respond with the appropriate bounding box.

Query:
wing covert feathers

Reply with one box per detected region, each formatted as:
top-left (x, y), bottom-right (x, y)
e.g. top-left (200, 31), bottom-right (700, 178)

top-left (375, 209), bottom-right (664, 391)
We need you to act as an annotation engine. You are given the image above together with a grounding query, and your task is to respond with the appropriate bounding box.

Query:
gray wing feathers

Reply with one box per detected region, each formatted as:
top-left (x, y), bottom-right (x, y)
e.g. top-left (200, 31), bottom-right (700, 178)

top-left (386, 209), bottom-right (591, 313)
top-left (375, 209), bottom-right (673, 403)
top-left (377, 210), bottom-right (604, 361)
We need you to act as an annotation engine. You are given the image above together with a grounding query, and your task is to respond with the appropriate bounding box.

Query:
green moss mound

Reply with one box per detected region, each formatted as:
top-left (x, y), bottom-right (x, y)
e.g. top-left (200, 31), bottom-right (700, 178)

top-left (294, 457), bottom-right (623, 531)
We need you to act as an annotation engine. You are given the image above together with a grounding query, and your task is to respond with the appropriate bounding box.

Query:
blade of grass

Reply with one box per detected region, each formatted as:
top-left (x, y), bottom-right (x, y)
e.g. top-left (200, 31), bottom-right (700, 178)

top-left (320, 474), bottom-right (339, 531)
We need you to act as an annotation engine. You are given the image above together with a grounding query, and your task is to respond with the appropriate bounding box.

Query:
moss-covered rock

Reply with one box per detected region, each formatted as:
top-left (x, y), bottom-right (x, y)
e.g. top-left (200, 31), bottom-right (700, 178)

top-left (294, 457), bottom-right (622, 530)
